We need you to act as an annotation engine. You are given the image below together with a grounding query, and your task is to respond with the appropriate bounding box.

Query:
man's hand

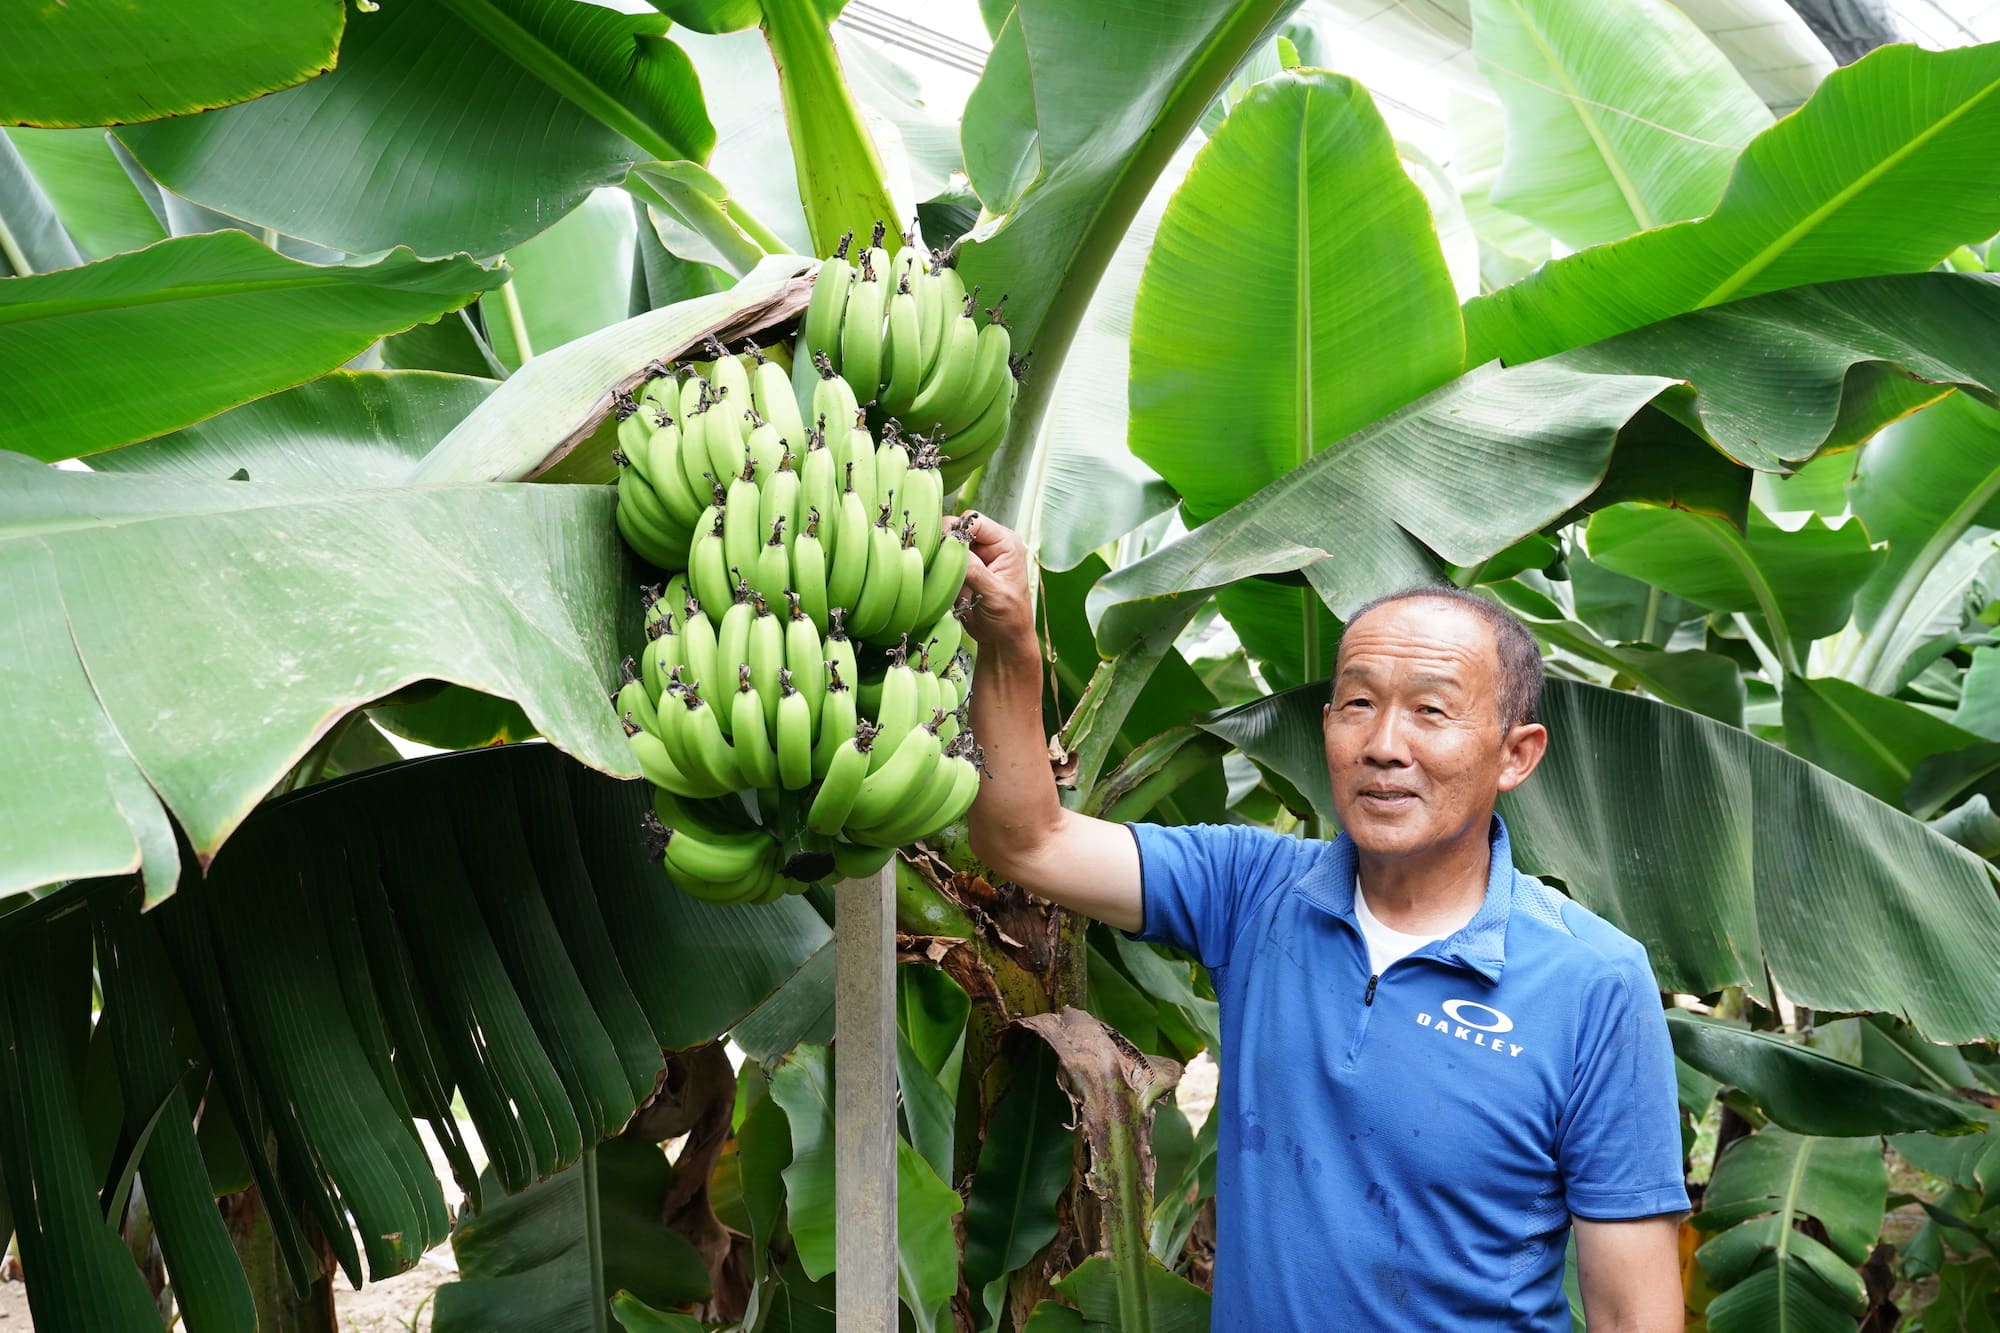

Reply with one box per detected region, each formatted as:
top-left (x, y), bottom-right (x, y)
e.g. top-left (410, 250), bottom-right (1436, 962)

top-left (1572, 1214), bottom-right (1685, 1331)
top-left (949, 510), bottom-right (1033, 646)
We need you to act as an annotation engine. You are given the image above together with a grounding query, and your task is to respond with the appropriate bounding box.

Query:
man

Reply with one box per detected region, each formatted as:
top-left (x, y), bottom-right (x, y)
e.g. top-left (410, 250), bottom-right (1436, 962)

top-left (955, 511), bottom-right (1688, 1331)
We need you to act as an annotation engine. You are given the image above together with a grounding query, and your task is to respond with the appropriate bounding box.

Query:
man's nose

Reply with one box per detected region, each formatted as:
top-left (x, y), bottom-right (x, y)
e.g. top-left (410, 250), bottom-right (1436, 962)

top-left (1361, 707), bottom-right (1414, 766)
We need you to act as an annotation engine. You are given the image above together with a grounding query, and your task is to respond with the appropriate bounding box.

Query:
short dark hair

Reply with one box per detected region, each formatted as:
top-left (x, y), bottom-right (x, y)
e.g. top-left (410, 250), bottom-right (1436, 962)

top-left (1335, 585), bottom-right (1544, 731)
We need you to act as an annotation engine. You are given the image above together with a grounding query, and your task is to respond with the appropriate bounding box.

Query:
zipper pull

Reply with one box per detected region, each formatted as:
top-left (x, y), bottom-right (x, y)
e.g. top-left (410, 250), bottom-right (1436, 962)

top-left (1363, 974), bottom-right (1379, 1007)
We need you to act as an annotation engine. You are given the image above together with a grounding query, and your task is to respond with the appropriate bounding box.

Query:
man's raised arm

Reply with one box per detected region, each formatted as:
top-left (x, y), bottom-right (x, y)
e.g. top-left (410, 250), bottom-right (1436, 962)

top-left (954, 513), bottom-right (1144, 935)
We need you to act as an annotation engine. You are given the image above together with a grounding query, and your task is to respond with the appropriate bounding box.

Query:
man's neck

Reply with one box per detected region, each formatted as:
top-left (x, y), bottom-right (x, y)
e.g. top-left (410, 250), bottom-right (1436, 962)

top-left (1353, 816), bottom-right (1495, 936)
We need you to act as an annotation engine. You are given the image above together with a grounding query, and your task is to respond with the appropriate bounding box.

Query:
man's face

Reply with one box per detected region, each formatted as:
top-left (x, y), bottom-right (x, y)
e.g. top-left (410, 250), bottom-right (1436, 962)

top-left (1321, 599), bottom-right (1546, 862)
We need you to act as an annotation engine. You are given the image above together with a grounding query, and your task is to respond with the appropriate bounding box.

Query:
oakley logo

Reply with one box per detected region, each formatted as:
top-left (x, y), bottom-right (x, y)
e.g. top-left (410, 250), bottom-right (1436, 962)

top-left (1415, 1000), bottom-right (1525, 1057)
top-left (1440, 999), bottom-right (1513, 1033)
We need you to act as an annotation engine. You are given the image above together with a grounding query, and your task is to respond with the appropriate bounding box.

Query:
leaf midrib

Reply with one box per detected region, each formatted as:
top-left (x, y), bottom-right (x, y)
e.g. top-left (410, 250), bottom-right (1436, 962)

top-left (1701, 67), bottom-right (2000, 306)
top-left (1497, 0), bottom-right (1652, 233)
top-left (1773, 1136), bottom-right (1815, 1331)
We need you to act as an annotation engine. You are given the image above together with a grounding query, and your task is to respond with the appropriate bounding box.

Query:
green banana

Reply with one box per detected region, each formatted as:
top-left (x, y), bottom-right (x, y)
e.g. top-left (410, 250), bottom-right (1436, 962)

top-left (690, 510), bottom-right (733, 619)
top-left (643, 414), bottom-right (707, 531)
top-left (939, 309), bottom-right (1014, 433)
top-left (776, 669), bottom-right (814, 790)
top-left (841, 252), bottom-right (888, 405)
top-left (906, 292), bottom-right (980, 431)
top-left (806, 720), bottom-right (875, 835)
top-left (753, 518), bottom-right (792, 612)
top-left (703, 378), bottom-right (748, 485)
top-left (784, 591), bottom-right (826, 726)
top-left (638, 371), bottom-right (678, 413)
top-left (829, 838), bottom-right (898, 880)
top-left (658, 815), bottom-right (774, 890)
top-left (903, 443), bottom-right (944, 560)
top-left (826, 481), bottom-right (873, 617)
top-left (875, 431), bottom-right (909, 521)
top-left (800, 431), bottom-right (838, 538)
top-left (730, 664), bottom-right (780, 789)
top-left (630, 727), bottom-right (733, 800)
top-left (888, 522), bottom-right (925, 636)
top-left (616, 673), bottom-right (661, 738)
top-left (761, 448), bottom-right (800, 549)
top-left (748, 595), bottom-right (785, 734)
top-left (914, 524), bottom-right (971, 630)
top-left (914, 259), bottom-right (949, 383)
top-left (743, 409), bottom-right (785, 482)
top-left (715, 588), bottom-right (756, 733)
top-left (799, 235), bottom-right (854, 373)
top-left (868, 641), bottom-right (919, 773)
top-left (910, 646), bottom-right (941, 726)
top-left (677, 376), bottom-right (715, 500)
top-left (793, 509), bottom-right (830, 631)
top-left (615, 495), bottom-right (686, 570)
top-left (846, 505), bottom-right (903, 640)
top-left (845, 716), bottom-right (944, 830)
top-left (813, 662), bottom-right (856, 780)
top-left (663, 678), bottom-right (744, 791)
top-left (824, 611), bottom-right (859, 706)
top-left (680, 594), bottom-right (720, 699)
top-left (724, 456), bottom-right (762, 588)
top-left (879, 275), bottom-right (923, 414)
top-left (616, 467), bottom-right (692, 562)
top-left (748, 344), bottom-right (806, 447)
top-left (639, 624), bottom-right (679, 708)
top-left (938, 370), bottom-right (1019, 491)
top-left (921, 603), bottom-right (964, 668)
top-left (813, 356), bottom-right (860, 443)
top-left (848, 746), bottom-right (974, 847)
top-left (843, 417), bottom-right (879, 513)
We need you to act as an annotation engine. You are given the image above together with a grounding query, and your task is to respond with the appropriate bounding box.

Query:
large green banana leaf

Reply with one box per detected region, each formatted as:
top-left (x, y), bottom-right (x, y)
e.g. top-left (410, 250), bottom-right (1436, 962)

top-left (0, 0), bottom-right (342, 129)
top-left (897, 966), bottom-right (971, 1184)
top-left (1666, 1012), bottom-right (1983, 1136)
top-left (1470, 0), bottom-right (1770, 249)
top-left (1316, 0), bottom-right (1832, 116)
top-left (1127, 69), bottom-right (1463, 527)
top-left (1780, 675), bottom-right (1984, 807)
top-left (3, 129), bottom-right (167, 263)
top-left (0, 233), bottom-right (504, 461)
top-left (1695, 1130), bottom-right (1886, 1333)
top-left (1547, 272), bottom-right (2000, 471)
top-left (118, 0), bottom-right (714, 260)
top-left (0, 454), bottom-right (636, 902)
top-left (89, 370), bottom-right (495, 484)
top-left (0, 134), bottom-right (81, 276)
top-left (1200, 677), bottom-right (2000, 1042)
top-left (1583, 503), bottom-right (1882, 662)
top-left (410, 258), bottom-right (809, 484)
top-left (0, 746), bottom-right (828, 1333)
top-left (434, 1137), bottom-right (711, 1333)
top-left (954, 0), bottom-right (1305, 527)
top-left (1848, 391), bottom-right (2000, 688)
top-left (1466, 41), bottom-right (2000, 367)
top-left (1021, 140), bottom-right (1189, 574)
top-left (767, 1044), bottom-right (963, 1332)
top-left (1092, 359), bottom-right (1674, 652)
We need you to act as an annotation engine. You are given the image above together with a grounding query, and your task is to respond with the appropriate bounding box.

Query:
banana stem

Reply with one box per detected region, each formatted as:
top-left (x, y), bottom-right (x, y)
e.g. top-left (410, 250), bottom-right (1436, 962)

top-left (497, 278), bottom-right (534, 364)
top-left (624, 174), bottom-right (770, 277)
top-left (0, 214), bottom-right (32, 276)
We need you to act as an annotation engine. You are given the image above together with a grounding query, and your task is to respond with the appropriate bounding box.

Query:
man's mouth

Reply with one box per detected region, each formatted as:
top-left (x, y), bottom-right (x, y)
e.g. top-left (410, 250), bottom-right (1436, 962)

top-left (1358, 788), bottom-right (1419, 808)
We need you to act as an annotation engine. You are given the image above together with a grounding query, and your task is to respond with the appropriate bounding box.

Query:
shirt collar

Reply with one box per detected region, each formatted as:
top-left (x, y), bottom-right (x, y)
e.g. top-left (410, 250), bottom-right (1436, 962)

top-left (1294, 813), bottom-right (1518, 984)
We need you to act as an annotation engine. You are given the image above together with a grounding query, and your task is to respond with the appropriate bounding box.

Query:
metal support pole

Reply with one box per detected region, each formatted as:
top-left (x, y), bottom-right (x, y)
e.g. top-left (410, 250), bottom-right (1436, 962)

top-left (835, 863), bottom-right (897, 1329)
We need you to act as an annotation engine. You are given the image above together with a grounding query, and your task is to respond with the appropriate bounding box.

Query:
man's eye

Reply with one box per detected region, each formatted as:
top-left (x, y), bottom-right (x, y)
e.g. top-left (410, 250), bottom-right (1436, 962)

top-left (1418, 705), bottom-right (1445, 717)
top-left (1341, 698), bottom-right (1370, 710)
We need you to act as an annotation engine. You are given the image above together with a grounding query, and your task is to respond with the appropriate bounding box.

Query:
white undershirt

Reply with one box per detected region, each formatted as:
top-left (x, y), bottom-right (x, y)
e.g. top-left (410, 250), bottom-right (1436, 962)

top-left (1353, 878), bottom-right (1477, 977)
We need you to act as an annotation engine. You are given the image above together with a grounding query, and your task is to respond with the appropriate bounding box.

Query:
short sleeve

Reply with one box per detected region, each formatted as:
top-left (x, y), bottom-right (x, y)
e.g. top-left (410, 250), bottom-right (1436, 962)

top-left (1120, 822), bottom-right (1301, 972)
top-left (1556, 955), bottom-right (1691, 1220)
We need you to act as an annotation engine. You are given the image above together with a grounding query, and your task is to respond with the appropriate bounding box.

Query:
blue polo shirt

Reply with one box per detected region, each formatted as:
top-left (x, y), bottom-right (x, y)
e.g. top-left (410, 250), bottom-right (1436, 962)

top-left (1122, 814), bottom-right (1687, 1330)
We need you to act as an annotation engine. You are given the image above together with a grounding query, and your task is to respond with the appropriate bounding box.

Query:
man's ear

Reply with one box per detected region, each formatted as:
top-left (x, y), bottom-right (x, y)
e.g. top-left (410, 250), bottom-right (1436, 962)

top-left (1496, 722), bottom-right (1549, 793)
